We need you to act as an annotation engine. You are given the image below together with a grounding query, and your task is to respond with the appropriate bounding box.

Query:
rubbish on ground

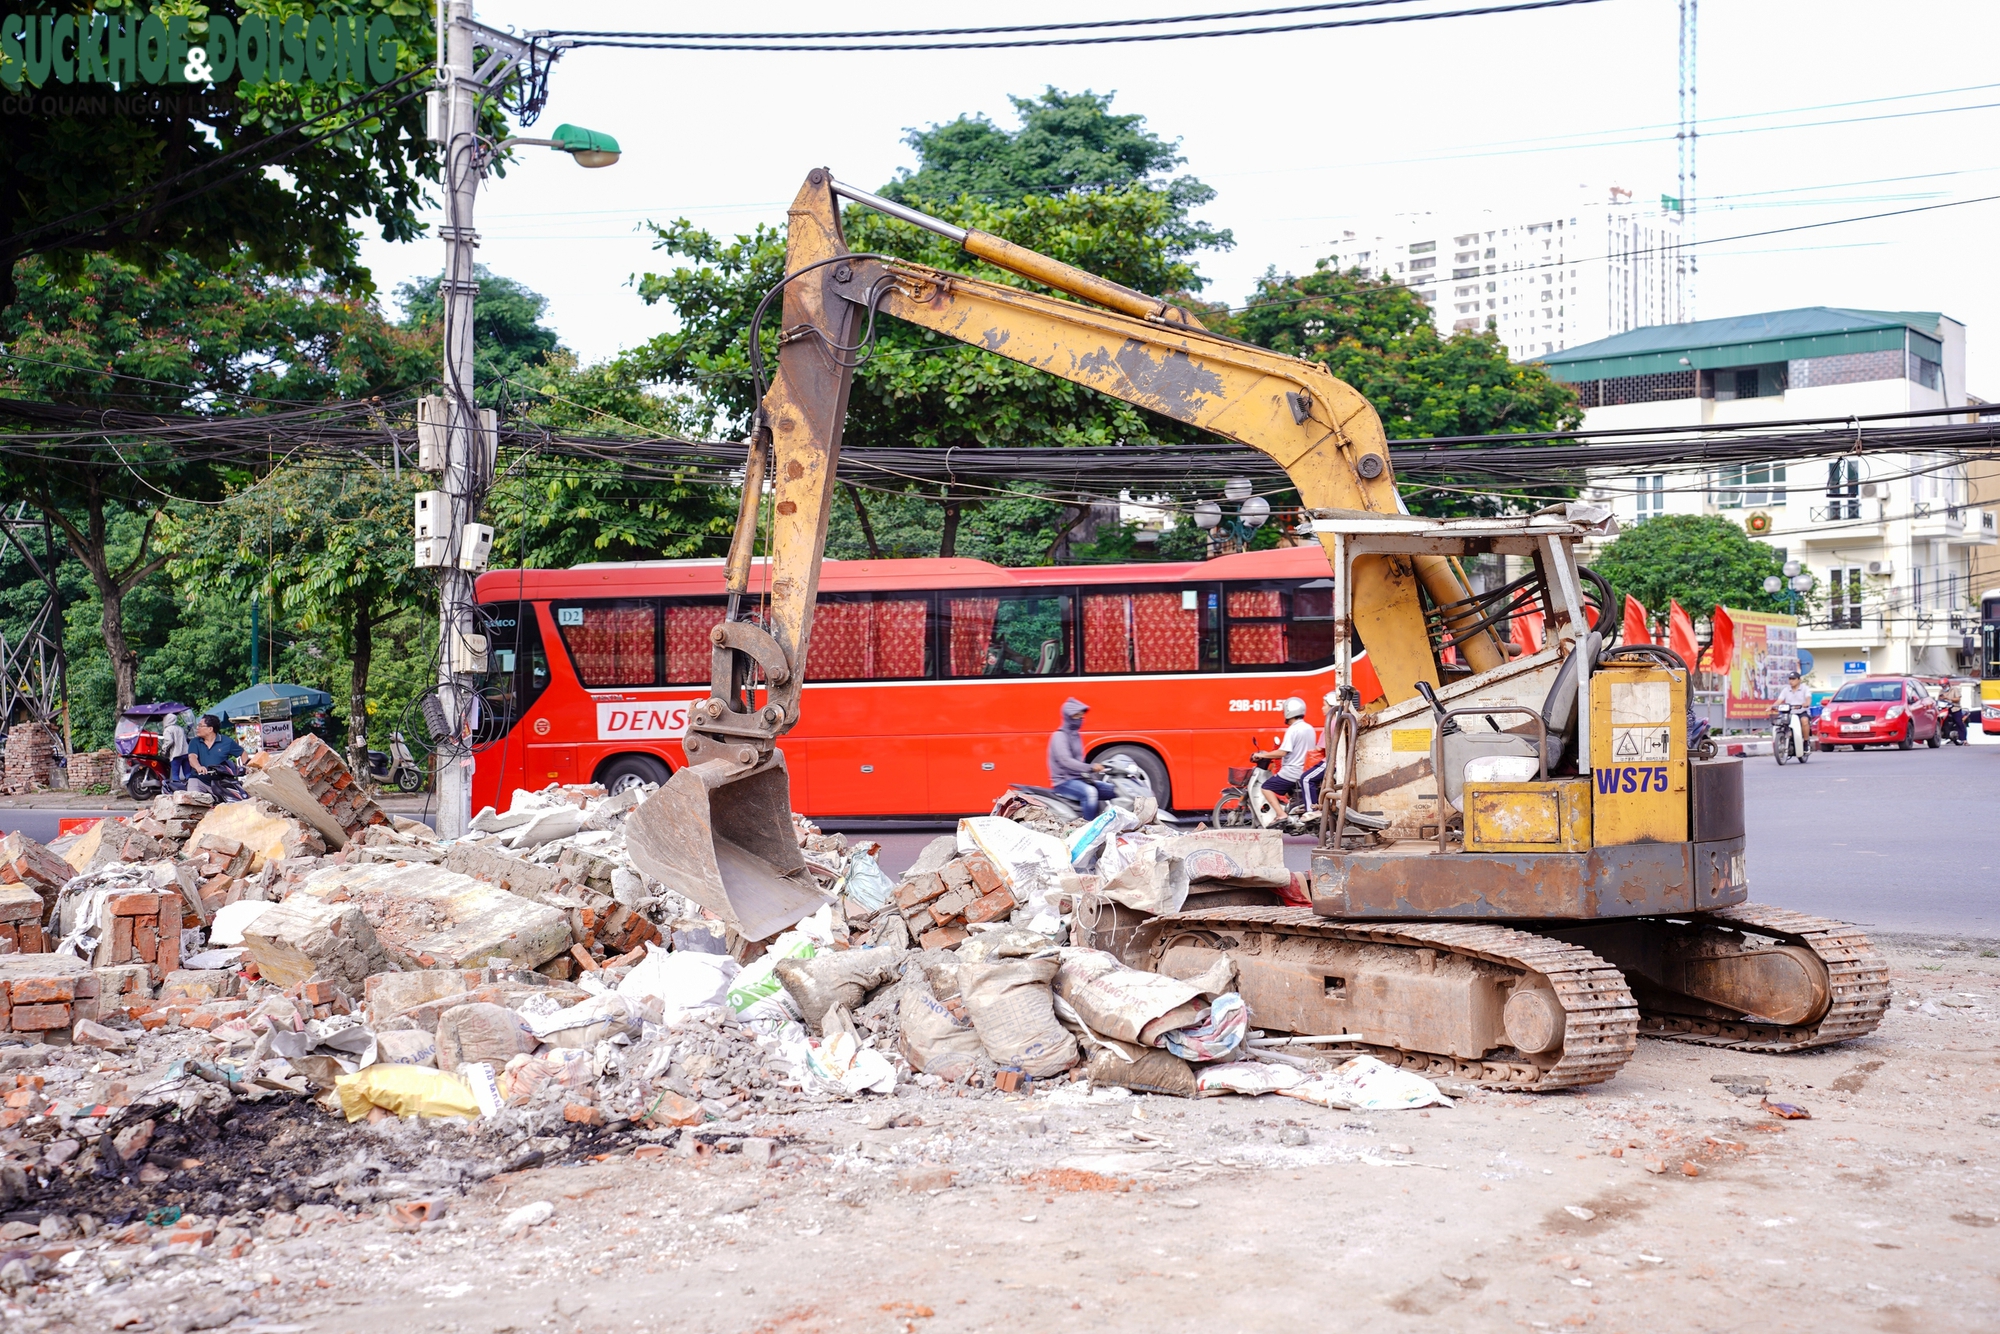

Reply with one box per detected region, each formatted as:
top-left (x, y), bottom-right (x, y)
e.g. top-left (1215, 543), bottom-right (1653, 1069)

top-left (617, 943), bottom-right (739, 1012)
top-left (1761, 1098), bottom-right (1812, 1119)
top-left (1194, 1060), bottom-right (1304, 1096)
top-left (502, 1201), bottom-right (555, 1229)
top-left (332, 1063), bottom-right (481, 1121)
top-left (1162, 994), bottom-right (1249, 1062)
top-left (1087, 1047), bottom-right (1198, 1097)
top-left (1277, 1055), bottom-right (1453, 1111)
top-left (958, 930), bottom-right (1077, 1078)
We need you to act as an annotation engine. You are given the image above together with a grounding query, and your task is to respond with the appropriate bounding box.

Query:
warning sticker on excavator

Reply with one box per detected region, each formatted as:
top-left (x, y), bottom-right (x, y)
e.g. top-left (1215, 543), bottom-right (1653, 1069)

top-left (1610, 681), bottom-right (1670, 725)
top-left (1611, 725), bottom-right (1671, 761)
top-left (1390, 728), bottom-right (1433, 752)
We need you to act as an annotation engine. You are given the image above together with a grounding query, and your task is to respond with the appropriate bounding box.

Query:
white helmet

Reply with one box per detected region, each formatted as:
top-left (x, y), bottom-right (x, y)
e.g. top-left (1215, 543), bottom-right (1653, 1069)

top-left (1283, 696), bottom-right (1307, 720)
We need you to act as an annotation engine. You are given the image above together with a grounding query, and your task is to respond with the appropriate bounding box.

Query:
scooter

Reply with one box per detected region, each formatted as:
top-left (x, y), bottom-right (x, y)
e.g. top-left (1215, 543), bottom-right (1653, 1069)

top-left (1004, 754), bottom-right (1166, 824)
top-left (366, 732), bottom-right (426, 792)
top-left (1772, 703), bottom-right (1810, 765)
top-left (186, 761), bottom-right (249, 804)
top-left (1211, 756), bottom-right (1316, 833)
top-left (1940, 699), bottom-right (1970, 746)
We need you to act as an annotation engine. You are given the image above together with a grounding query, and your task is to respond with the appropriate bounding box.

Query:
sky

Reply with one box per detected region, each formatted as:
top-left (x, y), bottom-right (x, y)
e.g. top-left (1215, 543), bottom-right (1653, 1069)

top-left (358, 0), bottom-right (2000, 393)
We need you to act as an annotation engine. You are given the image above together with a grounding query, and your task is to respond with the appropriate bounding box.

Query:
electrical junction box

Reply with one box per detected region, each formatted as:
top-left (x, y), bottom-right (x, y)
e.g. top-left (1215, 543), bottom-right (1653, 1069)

top-left (458, 523), bottom-right (494, 572)
top-left (414, 490), bottom-right (447, 539)
top-left (413, 537), bottom-right (450, 569)
top-left (417, 397), bottom-right (447, 471)
top-left (449, 631), bottom-right (489, 674)
top-left (1463, 778), bottom-right (1592, 853)
top-left (1588, 663), bottom-right (1688, 846)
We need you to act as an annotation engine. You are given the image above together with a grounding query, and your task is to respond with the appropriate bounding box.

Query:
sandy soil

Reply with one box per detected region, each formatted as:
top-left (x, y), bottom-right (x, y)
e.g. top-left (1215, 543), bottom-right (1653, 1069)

top-left (13, 936), bottom-right (1999, 1334)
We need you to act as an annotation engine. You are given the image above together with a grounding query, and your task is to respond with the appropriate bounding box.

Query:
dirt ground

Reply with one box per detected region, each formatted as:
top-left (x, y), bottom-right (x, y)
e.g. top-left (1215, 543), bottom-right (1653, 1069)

top-left (11, 934), bottom-right (1999, 1334)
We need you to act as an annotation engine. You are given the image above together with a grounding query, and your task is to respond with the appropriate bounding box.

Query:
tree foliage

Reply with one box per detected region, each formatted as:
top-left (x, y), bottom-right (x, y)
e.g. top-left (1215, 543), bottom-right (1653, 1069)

top-left (398, 265), bottom-right (560, 407)
top-left (1589, 515), bottom-right (1793, 622)
top-left (1227, 262), bottom-right (1583, 516)
top-left (0, 0), bottom-right (446, 312)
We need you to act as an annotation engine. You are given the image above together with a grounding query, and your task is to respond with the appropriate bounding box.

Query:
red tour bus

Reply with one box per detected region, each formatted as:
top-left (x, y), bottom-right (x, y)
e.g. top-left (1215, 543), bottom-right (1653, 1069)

top-left (469, 545), bottom-right (1380, 819)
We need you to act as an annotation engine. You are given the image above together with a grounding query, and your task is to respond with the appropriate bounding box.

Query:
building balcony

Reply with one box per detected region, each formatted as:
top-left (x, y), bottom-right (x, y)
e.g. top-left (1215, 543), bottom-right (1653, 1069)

top-left (1910, 504), bottom-right (1997, 546)
top-left (1791, 497), bottom-right (1885, 544)
top-left (1798, 617), bottom-right (1887, 650)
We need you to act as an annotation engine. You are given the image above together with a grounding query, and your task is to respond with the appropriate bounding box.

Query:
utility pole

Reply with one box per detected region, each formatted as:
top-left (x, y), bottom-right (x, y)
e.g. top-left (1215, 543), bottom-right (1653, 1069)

top-left (434, 0), bottom-right (481, 840)
top-left (1676, 0), bottom-right (1698, 319)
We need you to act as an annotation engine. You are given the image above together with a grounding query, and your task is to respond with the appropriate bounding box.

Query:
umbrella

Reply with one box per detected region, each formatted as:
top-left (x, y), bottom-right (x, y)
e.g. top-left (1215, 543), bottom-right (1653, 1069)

top-left (204, 682), bottom-right (334, 721)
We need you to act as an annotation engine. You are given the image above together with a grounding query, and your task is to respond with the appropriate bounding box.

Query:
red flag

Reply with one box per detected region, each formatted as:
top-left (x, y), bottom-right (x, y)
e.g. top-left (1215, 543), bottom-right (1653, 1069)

top-left (1708, 605), bottom-right (1736, 677)
top-left (1622, 595), bottom-right (1653, 645)
top-left (1668, 600), bottom-right (1699, 663)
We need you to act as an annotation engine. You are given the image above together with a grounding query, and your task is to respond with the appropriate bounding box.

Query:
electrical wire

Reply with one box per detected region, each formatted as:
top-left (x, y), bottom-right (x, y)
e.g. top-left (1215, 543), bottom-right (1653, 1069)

top-left (540, 0), bottom-right (1618, 52)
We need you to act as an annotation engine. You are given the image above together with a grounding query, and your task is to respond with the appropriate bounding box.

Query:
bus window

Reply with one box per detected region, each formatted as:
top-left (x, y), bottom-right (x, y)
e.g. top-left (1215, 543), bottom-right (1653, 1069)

top-left (1225, 580), bottom-right (1339, 669)
top-left (1081, 588), bottom-right (1215, 674)
top-left (553, 600), bottom-right (658, 687)
top-left (664, 600), bottom-right (728, 684)
top-left (475, 603), bottom-right (550, 740)
top-left (807, 594), bottom-right (932, 681)
top-left (946, 593), bottom-right (1073, 677)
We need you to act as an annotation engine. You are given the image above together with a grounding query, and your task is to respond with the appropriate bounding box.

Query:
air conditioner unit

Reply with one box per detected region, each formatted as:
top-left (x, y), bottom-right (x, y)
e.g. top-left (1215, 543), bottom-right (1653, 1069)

top-left (417, 397), bottom-right (448, 471)
top-left (1865, 559), bottom-right (1893, 577)
top-left (1860, 483), bottom-right (1879, 498)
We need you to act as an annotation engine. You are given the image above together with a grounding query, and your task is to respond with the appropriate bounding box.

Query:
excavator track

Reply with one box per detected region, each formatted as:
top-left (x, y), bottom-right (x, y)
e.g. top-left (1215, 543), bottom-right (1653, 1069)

top-left (1634, 903), bottom-right (1891, 1052)
top-left (1153, 906), bottom-right (1639, 1092)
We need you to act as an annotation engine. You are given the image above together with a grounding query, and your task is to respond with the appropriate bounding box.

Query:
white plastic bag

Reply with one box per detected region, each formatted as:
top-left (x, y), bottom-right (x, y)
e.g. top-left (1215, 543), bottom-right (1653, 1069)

top-left (840, 849), bottom-right (896, 913)
top-left (1281, 1054), bottom-right (1454, 1110)
top-left (727, 929), bottom-right (817, 1029)
top-left (1194, 1060), bottom-right (1305, 1096)
top-left (616, 943), bottom-right (739, 1012)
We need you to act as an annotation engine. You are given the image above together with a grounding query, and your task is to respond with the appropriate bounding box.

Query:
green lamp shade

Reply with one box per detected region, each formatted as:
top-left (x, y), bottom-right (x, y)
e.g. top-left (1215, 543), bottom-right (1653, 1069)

top-left (550, 123), bottom-right (620, 167)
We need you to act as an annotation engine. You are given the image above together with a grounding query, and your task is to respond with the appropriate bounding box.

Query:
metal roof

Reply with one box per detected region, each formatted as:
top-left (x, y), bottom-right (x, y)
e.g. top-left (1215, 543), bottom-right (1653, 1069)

top-left (1531, 307), bottom-right (1946, 382)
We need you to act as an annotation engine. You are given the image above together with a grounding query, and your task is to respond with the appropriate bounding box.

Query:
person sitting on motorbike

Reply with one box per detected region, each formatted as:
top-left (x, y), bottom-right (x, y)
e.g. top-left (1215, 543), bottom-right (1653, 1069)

top-left (187, 714), bottom-right (244, 784)
top-left (1254, 697), bottom-right (1316, 807)
top-left (161, 709), bottom-right (192, 789)
top-left (1772, 673), bottom-right (1811, 754)
top-left (1048, 697), bottom-right (1115, 819)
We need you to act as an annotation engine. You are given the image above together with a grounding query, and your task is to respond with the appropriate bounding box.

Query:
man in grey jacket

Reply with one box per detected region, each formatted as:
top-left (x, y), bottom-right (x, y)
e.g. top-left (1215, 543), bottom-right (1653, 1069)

top-left (1047, 697), bottom-right (1114, 817)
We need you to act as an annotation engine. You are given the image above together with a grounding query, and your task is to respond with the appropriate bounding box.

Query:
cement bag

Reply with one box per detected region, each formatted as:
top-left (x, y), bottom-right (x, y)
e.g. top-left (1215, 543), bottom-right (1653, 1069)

top-left (1281, 1054), bottom-right (1453, 1111)
top-left (1163, 829), bottom-right (1290, 888)
top-left (617, 943), bottom-right (739, 1012)
top-left (435, 1002), bottom-right (538, 1075)
top-left (775, 947), bottom-right (906, 1032)
top-left (726, 928), bottom-right (818, 1029)
top-left (1053, 949), bottom-right (1207, 1047)
top-left (957, 817), bottom-right (1070, 913)
top-left (334, 1065), bottom-right (480, 1121)
top-left (1098, 844), bottom-right (1188, 916)
top-left (374, 1029), bottom-right (439, 1068)
top-left (898, 973), bottom-right (985, 1082)
top-left (1066, 807), bottom-right (1140, 870)
top-left (531, 993), bottom-right (657, 1050)
top-left (1195, 1060), bottom-right (1304, 1096)
top-left (1086, 1047), bottom-right (1196, 1098)
top-left (958, 955), bottom-right (1078, 1077)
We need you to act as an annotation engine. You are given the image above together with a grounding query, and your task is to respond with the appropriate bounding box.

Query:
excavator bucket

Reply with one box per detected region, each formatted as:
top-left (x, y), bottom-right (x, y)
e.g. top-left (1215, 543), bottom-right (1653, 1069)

top-left (625, 753), bottom-right (830, 942)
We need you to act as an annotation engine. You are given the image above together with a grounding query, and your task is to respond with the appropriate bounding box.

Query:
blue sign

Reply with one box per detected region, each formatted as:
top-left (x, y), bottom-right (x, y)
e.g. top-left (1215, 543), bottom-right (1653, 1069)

top-left (1843, 660), bottom-right (1867, 675)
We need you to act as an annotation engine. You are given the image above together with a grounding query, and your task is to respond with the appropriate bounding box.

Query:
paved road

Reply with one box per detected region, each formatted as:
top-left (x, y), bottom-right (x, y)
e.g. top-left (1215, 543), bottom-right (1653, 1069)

top-left (0, 807), bottom-right (438, 844)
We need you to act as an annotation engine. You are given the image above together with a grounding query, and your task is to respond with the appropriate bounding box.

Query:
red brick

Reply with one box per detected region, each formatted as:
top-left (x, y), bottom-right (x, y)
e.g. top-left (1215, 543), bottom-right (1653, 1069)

top-left (155, 910), bottom-right (180, 974)
top-left (918, 925), bottom-right (968, 951)
top-left (962, 887), bottom-right (1017, 925)
top-left (301, 980), bottom-right (336, 1005)
top-left (634, 1144), bottom-right (670, 1161)
top-left (993, 1070), bottom-right (1027, 1093)
top-left (0, 925), bottom-right (14, 949)
top-left (165, 1226), bottom-right (215, 1247)
top-left (961, 853), bottom-right (1003, 896)
top-left (107, 892), bottom-right (160, 918)
top-left (893, 872), bottom-right (947, 911)
top-left (110, 915), bottom-right (134, 963)
top-left (17, 924), bottom-right (43, 954)
top-left (3, 1088), bottom-right (34, 1108)
top-left (563, 1103), bottom-right (604, 1126)
top-left (133, 917), bottom-right (159, 964)
top-left (0, 1110), bottom-right (25, 1128)
top-left (9, 1003), bottom-right (69, 1031)
top-left (9, 977), bottom-right (75, 1005)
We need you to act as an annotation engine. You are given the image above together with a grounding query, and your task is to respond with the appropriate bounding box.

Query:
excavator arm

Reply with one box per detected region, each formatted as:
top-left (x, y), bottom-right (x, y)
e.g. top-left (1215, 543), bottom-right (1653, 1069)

top-left (627, 167), bottom-right (1508, 940)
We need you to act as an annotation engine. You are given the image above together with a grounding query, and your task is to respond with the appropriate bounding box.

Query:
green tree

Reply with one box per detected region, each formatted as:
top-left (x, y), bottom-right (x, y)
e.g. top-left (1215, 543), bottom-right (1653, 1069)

top-left (0, 248), bottom-right (432, 710)
top-left (1228, 262), bottom-right (1583, 515)
top-left (398, 265), bottom-right (561, 407)
top-left (634, 91), bottom-right (1234, 559)
top-left (168, 463), bottom-right (430, 774)
top-left (1589, 515), bottom-right (1792, 622)
top-left (1, 0), bottom-right (444, 313)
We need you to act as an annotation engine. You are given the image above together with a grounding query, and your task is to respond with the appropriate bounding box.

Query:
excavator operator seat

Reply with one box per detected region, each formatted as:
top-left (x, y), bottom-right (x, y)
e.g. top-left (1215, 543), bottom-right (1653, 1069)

top-left (1438, 631), bottom-right (1600, 809)
top-left (1538, 630), bottom-right (1601, 773)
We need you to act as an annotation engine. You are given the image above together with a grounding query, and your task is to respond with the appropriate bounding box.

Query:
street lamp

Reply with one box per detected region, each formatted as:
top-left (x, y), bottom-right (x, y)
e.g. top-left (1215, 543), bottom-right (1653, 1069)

top-left (498, 122), bottom-right (621, 168)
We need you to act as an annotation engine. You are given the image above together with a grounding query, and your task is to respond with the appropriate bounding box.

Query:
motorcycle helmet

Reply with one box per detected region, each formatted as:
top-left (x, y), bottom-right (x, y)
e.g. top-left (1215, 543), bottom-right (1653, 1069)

top-left (1282, 696), bottom-right (1307, 720)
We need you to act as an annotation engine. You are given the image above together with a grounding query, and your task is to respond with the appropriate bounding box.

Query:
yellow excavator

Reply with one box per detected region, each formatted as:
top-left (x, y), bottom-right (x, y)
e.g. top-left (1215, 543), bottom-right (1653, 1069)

top-left (627, 168), bottom-right (1888, 1090)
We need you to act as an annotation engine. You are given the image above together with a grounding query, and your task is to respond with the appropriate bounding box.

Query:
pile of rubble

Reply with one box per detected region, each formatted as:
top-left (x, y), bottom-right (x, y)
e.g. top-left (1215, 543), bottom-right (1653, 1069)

top-left (0, 738), bottom-right (1450, 1284)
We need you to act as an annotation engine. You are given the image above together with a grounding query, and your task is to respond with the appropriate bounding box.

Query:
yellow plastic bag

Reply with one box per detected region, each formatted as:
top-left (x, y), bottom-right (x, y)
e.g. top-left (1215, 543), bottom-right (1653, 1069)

top-left (333, 1064), bottom-right (481, 1122)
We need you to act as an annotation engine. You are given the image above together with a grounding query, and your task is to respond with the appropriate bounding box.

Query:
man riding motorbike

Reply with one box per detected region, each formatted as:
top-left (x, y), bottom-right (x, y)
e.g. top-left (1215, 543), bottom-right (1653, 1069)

top-left (187, 714), bottom-right (247, 800)
top-left (1253, 697), bottom-right (1317, 810)
top-left (1772, 672), bottom-right (1812, 761)
top-left (1047, 698), bottom-right (1115, 819)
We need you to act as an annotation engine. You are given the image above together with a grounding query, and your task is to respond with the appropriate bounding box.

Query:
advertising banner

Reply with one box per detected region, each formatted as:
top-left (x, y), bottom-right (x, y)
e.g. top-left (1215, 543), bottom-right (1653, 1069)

top-left (1721, 607), bottom-right (1799, 721)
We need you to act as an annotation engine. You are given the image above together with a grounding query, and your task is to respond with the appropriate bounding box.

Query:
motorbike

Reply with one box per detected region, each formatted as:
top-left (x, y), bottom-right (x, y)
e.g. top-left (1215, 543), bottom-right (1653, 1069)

top-left (1004, 753), bottom-right (1167, 824)
top-left (186, 761), bottom-right (249, 804)
top-left (1940, 698), bottom-right (1969, 746)
top-left (114, 701), bottom-right (191, 800)
top-left (1212, 756), bottom-right (1316, 834)
top-left (366, 732), bottom-right (426, 792)
top-left (1772, 703), bottom-right (1810, 765)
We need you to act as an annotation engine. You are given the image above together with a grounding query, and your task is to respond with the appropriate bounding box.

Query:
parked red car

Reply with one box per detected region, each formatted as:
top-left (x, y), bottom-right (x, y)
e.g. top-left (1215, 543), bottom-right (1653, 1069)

top-left (1814, 676), bottom-right (1941, 751)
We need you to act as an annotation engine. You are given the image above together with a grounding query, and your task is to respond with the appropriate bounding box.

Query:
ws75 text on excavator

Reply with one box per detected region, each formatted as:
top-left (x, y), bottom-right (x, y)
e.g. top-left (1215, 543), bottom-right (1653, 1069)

top-left (625, 168), bottom-right (1888, 1090)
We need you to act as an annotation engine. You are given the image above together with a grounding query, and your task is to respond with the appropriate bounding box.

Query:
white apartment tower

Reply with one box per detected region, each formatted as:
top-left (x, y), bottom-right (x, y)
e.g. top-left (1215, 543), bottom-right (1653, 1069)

top-left (1330, 187), bottom-right (1689, 356)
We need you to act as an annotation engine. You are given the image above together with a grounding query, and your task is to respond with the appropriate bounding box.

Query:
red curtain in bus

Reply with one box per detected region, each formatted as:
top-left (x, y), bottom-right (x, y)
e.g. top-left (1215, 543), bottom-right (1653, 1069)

top-left (664, 604), bottom-right (727, 684)
top-left (873, 600), bottom-right (928, 678)
top-left (948, 598), bottom-right (998, 676)
top-left (1226, 589), bottom-right (1286, 663)
top-left (1082, 595), bottom-right (1129, 672)
top-left (564, 603), bottom-right (655, 686)
top-left (1133, 592), bottom-right (1198, 671)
